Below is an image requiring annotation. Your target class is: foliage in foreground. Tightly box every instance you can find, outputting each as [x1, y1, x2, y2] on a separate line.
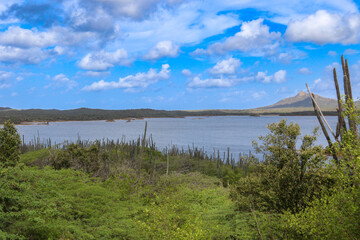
[284, 123, 360, 239]
[2, 114, 360, 239]
[230, 116, 360, 239]
[0, 165, 137, 239]
[0, 163, 236, 239]
[0, 120, 21, 168]
[233, 120, 331, 214]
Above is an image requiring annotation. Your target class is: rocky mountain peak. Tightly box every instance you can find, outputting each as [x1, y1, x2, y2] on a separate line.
[296, 91, 307, 97]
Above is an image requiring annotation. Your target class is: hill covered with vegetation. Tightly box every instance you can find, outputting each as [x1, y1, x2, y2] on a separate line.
[260, 91, 338, 109]
[1, 91, 349, 124]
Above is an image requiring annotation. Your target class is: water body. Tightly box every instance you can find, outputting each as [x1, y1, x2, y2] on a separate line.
[16, 116, 338, 158]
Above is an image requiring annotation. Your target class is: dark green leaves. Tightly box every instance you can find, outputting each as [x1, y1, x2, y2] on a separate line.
[0, 120, 21, 168]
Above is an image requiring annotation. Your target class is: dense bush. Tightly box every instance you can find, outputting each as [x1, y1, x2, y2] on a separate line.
[0, 166, 139, 239]
[0, 123, 238, 239]
[0, 165, 236, 239]
[229, 105, 360, 239]
[232, 119, 330, 214]
[135, 173, 236, 239]
[284, 118, 360, 239]
[0, 120, 21, 167]
[49, 143, 109, 176]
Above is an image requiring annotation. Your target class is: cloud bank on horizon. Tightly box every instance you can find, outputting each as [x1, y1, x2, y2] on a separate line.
[0, 0, 359, 110]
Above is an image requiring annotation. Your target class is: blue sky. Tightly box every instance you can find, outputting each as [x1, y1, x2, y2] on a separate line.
[0, 0, 360, 110]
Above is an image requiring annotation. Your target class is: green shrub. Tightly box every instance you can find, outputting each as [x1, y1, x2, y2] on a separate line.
[0, 120, 21, 167]
[135, 173, 236, 239]
[284, 117, 360, 239]
[0, 164, 238, 239]
[233, 119, 330, 214]
[0, 166, 141, 239]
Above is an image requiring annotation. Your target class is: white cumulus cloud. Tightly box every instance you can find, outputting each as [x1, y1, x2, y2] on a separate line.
[0, 46, 47, 64]
[188, 76, 235, 88]
[285, 10, 360, 45]
[47, 73, 78, 89]
[0, 26, 95, 50]
[195, 19, 281, 56]
[313, 78, 333, 91]
[82, 64, 170, 91]
[0, 83, 11, 89]
[80, 0, 161, 20]
[188, 67, 286, 88]
[299, 67, 312, 75]
[252, 90, 267, 100]
[328, 51, 337, 56]
[344, 49, 360, 55]
[256, 70, 286, 83]
[256, 71, 272, 84]
[78, 49, 128, 71]
[120, 3, 240, 53]
[274, 70, 286, 83]
[0, 26, 57, 48]
[144, 41, 179, 60]
[0, 25, 102, 64]
[210, 57, 241, 75]
[181, 69, 192, 76]
[0, 70, 12, 89]
[84, 71, 110, 78]
[0, 71, 13, 81]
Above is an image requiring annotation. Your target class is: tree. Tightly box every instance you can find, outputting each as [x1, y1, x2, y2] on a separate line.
[233, 120, 329, 214]
[285, 110, 360, 239]
[0, 120, 21, 167]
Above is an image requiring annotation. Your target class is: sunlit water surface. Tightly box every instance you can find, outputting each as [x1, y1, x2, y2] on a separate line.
[16, 116, 338, 158]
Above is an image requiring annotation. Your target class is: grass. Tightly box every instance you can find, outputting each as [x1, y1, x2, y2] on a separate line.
[19, 148, 51, 165]
[0, 164, 238, 239]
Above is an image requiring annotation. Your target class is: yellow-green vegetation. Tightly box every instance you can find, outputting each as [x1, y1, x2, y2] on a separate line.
[0, 165, 236, 239]
[19, 148, 50, 166]
[135, 173, 235, 239]
[0, 166, 140, 239]
[283, 110, 360, 239]
[1, 103, 360, 239]
[1, 122, 239, 239]
[0, 120, 21, 168]
[230, 109, 360, 239]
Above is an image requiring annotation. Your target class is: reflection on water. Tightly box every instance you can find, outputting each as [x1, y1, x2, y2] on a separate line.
[16, 116, 338, 158]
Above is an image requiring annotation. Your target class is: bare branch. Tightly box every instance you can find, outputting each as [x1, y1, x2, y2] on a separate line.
[306, 84, 337, 141]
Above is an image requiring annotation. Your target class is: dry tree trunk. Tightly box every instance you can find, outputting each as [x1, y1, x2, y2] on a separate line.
[333, 68, 347, 141]
[306, 88, 338, 163]
[343, 57, 358, 140]
[139, 121, 147, 176]
[166, 147, 169, 176]
[307, 55, 359, 163]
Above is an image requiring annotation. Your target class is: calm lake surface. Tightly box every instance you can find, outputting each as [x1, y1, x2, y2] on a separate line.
[16, 116, 338, 158]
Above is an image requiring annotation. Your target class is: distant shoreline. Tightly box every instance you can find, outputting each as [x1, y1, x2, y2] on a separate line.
[2, 90, 357, 125]
[10, 111, 339, 126]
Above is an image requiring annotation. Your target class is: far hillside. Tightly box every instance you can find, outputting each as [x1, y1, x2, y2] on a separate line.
[245, 91, 360, 115]
[262, 91, 338, 110]
[1, 91, 359, 123]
